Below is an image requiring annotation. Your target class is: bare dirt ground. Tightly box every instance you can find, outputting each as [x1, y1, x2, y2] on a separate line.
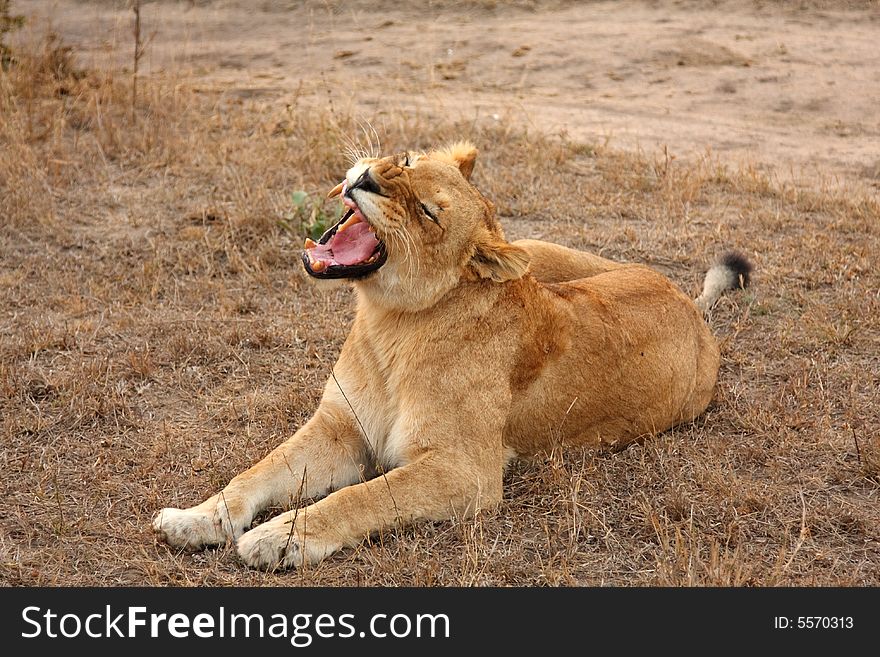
[18, 0, 880, 187]
[1, 0, 878, 587]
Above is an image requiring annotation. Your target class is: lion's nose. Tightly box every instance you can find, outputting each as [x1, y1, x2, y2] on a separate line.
[349, 168, 383, 196]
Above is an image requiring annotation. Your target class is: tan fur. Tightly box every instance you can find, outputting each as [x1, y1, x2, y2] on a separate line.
[153, 143, 729, 569]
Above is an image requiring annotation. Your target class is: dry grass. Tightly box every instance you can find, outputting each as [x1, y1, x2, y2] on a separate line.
[1, 23, 878, 587]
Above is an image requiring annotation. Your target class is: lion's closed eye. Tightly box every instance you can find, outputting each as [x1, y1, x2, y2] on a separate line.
[419, 201, 440, 223]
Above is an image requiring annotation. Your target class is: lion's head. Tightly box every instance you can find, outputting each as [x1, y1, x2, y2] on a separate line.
[302, 142, 530, 310]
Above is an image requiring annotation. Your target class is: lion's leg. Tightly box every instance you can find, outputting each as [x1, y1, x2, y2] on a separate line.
[236, 450, 501, 569]
[152, 401, 367, 549]
[514, 238, 626, 284]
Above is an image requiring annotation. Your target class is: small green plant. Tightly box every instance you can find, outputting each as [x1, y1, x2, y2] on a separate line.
[279, 190, 339, 242]
[1, 0, 25, 69]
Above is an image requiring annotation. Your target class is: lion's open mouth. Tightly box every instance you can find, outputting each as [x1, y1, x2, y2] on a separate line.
[302, 184, 387, 279]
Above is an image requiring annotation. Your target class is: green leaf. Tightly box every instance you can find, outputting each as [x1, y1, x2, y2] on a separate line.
[290, 190, 308, 207]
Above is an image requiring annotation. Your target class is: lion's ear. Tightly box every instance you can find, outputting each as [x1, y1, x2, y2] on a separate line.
[470, 237, 530, 282]
[431, 141, 478, 180]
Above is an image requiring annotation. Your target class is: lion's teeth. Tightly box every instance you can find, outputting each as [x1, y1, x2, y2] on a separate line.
[337, 213, 362, 234]
[304, 237, 317, 249]
[311, 260, 327, 272]
[327, 181, 345, 198]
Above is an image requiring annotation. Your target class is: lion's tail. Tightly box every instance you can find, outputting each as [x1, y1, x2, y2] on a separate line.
[694, 251, 753, 313]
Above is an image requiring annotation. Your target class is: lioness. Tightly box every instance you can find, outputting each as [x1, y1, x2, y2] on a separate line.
[153, 142, 751, 569]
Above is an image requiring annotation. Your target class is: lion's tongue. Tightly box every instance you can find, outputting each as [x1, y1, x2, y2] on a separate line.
[328, 221, 379, 265]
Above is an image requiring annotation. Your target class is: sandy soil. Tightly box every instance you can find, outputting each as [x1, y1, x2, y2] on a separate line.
[15, 0, 880, 187]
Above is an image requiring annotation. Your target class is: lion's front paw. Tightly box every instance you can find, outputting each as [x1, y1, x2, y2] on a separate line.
[153, 492, 253, 550]
[152, 506, 227, 549]
[236, 515, 340, 570]
[236, 518, 303, 570]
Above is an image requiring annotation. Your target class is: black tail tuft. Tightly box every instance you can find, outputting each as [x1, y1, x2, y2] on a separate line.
[720, 251, 753, 289]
